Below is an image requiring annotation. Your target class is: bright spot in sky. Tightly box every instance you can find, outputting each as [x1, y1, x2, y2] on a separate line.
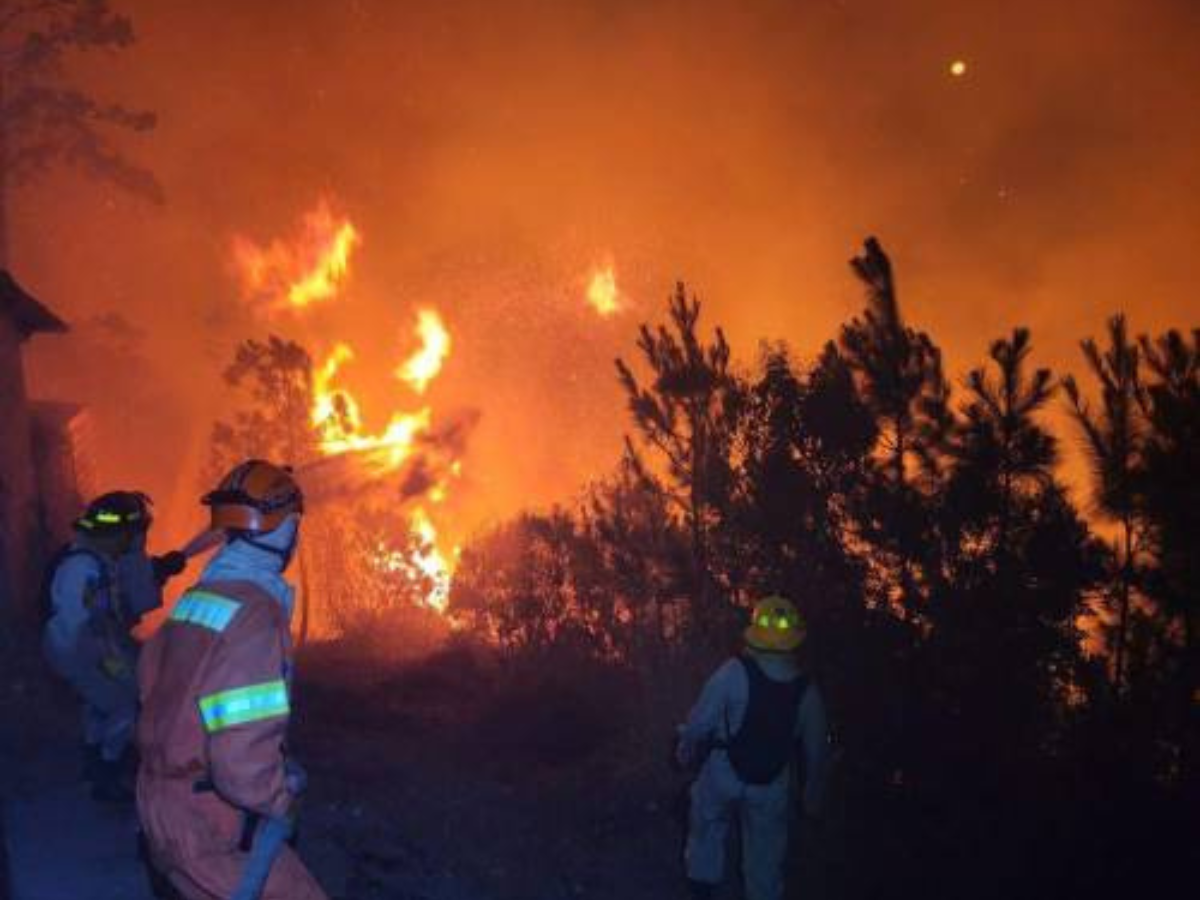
[950, 59, 968, 77]
[586, 264, 622, 317]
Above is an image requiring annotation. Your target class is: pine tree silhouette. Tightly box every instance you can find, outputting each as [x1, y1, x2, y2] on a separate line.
[1063, 315, 1144, 694]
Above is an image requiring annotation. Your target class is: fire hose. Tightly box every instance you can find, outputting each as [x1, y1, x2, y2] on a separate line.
[230, 814, 294, 900]
[229, 760, 307, 899]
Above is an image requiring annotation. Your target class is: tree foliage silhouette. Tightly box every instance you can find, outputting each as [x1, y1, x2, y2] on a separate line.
[0, 0, 160, 263]
[443, 238, 1194, 900]
[1063, 315, 1144, 694]
[616, 283, 741, 641]
[208, 335, 317, 643]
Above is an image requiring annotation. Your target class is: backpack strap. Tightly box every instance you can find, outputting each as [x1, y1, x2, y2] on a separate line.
[60, 547, 110, 588]
[42, 545, 110, 622]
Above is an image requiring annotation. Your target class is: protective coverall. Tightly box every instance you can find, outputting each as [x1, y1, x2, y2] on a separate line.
[679, 650, 830, 900]
[137, 521, 327, 900]
[43, 545, 163, 766]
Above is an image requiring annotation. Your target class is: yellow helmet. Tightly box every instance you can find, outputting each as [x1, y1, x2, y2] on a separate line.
[744, 595, 806, 653]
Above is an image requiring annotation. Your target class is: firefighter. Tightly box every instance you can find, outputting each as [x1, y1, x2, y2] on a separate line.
[137, 459, 327, 900]
[676, 596, 831, 900]
[42, 491, 187, 802]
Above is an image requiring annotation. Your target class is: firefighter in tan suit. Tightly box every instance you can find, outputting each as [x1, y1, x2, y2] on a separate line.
[137, 460, 327, 900]
[676, 597, 831, 900]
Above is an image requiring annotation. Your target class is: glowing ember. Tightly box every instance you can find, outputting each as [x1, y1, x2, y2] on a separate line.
[231, 200, 360, 311]
[586, 264, 622, 317]
[397, 309, 451, 394]
[949, 59, 968, 77]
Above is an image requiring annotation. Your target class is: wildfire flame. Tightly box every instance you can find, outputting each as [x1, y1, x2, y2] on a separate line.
[586, 263, 622, 317]
[232, 200, 360, 311]
[368, 509, 455, 614]
[397, 309, 451, 394]
[308, 311, 458, 611]
[410, 507, 452, 612]
[235, 200, 460, 615]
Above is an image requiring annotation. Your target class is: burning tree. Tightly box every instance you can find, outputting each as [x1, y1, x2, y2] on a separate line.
[212, 201, 468, 642]
[0, 0, 160, 265]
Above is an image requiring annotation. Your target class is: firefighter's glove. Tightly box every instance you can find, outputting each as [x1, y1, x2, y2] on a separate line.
[151, 551, 188, 585]
[284, 758, 308, 797]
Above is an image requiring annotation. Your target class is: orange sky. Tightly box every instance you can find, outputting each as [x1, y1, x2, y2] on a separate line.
[12, 0, 1200, 551]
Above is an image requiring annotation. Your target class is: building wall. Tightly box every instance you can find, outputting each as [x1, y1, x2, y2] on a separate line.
[0, 313, 38, 624]
[31, 404, 94, 552]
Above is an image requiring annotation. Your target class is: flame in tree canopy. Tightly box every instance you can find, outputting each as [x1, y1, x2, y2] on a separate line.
[310, 338, 433, 470]
[232, 200, 458, 613]
[396, 309, 451, 394]
[231, 199, 361, 311]
[308, 313, 456, 612]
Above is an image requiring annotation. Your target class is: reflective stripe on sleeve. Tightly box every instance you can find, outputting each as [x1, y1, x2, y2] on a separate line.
[170, 591, 240, 632]
[198, 679, 290, 733]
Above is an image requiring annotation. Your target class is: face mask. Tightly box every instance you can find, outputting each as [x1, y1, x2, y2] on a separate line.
[231, 516, 301, 572]
[233, 534, 297, 572]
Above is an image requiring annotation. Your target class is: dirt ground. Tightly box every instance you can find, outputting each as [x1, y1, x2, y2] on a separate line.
[4, 635, 825, 900]
[291, 640, 698, 900]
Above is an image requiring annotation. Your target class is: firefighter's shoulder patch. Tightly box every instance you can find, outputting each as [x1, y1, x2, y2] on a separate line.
[169, 590, 241, 633]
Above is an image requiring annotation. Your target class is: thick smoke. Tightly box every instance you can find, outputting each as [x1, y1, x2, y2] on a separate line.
[16, 0, 1200, 547]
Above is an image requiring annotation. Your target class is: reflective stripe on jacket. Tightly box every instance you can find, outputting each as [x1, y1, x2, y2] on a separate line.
[137, 579, 293, 819]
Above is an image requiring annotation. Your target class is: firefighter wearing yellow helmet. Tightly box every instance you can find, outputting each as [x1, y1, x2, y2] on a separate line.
[675, 596, 831, 900]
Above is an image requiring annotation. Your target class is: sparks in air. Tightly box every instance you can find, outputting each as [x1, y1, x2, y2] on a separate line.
[586, 264, 622, 317]
[949, 59, 968, 78]
[397, 309, 451, 394]
[231, 200, 360, 312]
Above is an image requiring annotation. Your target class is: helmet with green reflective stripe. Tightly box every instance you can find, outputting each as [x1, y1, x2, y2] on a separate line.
[74, 491, 154, 536]
[744, 595, 806, 653]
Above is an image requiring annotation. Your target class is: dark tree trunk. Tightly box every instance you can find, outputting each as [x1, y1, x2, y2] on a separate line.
[0, 67, 10, 270]
[1113, 520, 1133, 695]
[689, 398, 711, 639]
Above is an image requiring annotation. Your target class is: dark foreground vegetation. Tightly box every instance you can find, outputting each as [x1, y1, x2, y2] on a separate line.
[241, 238, 1196, 900]
[432, 239, 1196, 899]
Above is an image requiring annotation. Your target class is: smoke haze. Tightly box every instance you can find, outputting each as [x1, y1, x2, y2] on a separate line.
[14, 0, 1200, 547]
